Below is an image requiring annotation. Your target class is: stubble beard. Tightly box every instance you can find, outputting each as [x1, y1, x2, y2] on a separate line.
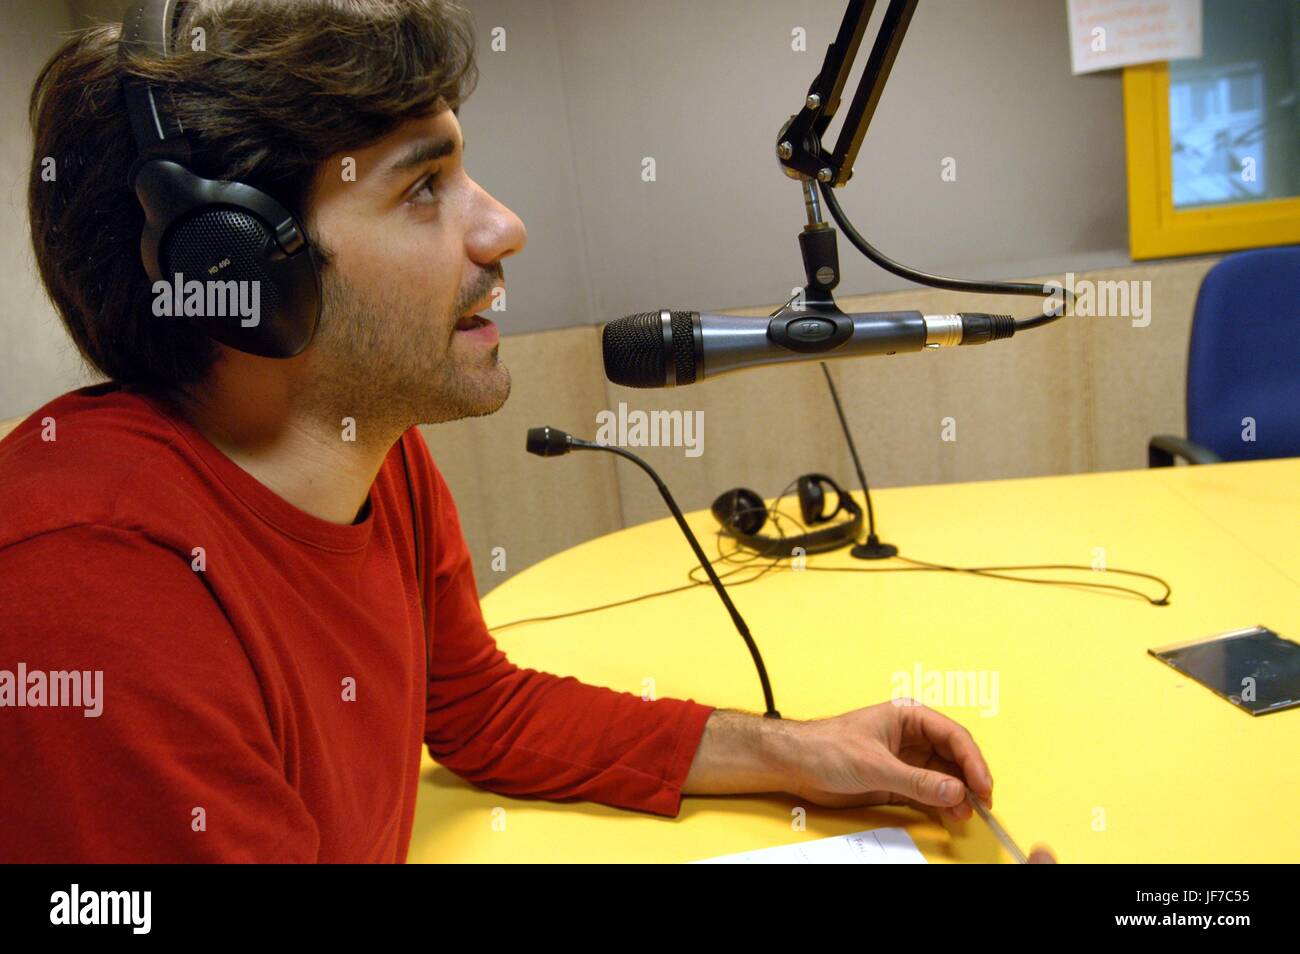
[306, 267, 512, 436]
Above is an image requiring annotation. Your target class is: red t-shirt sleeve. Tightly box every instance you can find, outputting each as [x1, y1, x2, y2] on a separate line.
[0, 525, 320, 862]
[417, 450, 715, 818]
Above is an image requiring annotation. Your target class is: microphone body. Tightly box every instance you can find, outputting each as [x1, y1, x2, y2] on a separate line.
[603, 309, 1013, 388]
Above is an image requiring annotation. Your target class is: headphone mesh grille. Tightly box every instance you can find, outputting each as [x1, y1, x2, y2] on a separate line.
[163, 210, 282, 317]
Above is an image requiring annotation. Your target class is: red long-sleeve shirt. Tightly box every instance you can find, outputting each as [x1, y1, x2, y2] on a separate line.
[0, 383, 714, 862]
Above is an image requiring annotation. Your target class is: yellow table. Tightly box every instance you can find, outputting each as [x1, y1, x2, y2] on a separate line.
[409, 459, 1300, 863]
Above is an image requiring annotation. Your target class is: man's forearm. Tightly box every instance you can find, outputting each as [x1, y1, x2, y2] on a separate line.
[681, 709, 804, 796]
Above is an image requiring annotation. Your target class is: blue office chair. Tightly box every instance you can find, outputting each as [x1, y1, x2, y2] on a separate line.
[1149, 244, 1300, 466]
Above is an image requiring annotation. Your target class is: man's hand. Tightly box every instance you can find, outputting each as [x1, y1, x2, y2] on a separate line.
[684, 700, 991, 821]
[780, 699, 993, 823]
[683, 702, 1058, 859]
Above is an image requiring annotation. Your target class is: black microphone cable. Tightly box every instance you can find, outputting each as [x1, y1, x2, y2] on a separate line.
[687, 503, 1172, 606]
[817, 180, 1073, 331]
[487, 479, 1172, 636]
[743, 552, 1173, 606]
[486, 482, 800, 631]
[486, 479, 804, 634]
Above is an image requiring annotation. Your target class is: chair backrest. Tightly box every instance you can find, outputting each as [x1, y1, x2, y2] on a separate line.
[1186, 245, 1300, 462]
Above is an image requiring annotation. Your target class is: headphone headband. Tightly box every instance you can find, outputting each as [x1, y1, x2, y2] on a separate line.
[120, 0, 189, 160]
[712, 474, 863, 558]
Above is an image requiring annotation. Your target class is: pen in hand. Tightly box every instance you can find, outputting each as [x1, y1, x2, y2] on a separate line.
[965, 787, 1029, 864]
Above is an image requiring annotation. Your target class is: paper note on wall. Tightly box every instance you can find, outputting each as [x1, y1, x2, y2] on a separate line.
[1067, 0, 1203, 75]
[694, 827, 928, 864]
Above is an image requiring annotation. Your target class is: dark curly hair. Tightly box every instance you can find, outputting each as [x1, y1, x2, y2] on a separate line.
[28, 0, 479, 391]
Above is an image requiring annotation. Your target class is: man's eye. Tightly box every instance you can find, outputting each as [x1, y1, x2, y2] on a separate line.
[409, 173, 440, 204]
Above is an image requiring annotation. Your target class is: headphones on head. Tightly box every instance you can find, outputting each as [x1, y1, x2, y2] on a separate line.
[711, 473, 863, 558]
[119, 0, 321, 358]
[120, 1, 429, 673]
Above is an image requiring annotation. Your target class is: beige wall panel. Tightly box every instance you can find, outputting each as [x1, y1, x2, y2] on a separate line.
[1086, 257, 1218, 472]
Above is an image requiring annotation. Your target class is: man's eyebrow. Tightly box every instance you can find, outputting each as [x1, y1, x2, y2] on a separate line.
[382, 135, 466, 179]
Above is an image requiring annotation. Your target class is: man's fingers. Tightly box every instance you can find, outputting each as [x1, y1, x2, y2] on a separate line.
[897, 751, 976, 820]
[1028, 844, 1057, 864]
[899, 704, 994, 801]
[872, 754, 967, 808]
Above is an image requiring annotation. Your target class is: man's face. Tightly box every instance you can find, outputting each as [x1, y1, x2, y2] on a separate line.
[304, 109, 527, 428]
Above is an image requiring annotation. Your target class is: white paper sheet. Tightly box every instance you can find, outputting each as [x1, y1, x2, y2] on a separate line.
[1067, 0, 1202, 75]
[694, 827, 927, 864]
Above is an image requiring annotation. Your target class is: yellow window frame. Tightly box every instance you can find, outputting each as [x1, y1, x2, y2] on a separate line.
[1123, 61, 1300, 260]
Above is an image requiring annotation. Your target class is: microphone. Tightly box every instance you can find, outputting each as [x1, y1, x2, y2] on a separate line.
[525, 425, 588, 457]
[525, 425, 780, 719]
[603, 308, 1014, 388]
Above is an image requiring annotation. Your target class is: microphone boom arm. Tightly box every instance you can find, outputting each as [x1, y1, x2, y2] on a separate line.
[772, 0, 922, 334]
[774, 0, 1073, 330]
[777, 0, 918, 188]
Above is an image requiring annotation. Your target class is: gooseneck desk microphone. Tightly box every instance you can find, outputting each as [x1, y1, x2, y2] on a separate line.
[526, 425, 781, 719]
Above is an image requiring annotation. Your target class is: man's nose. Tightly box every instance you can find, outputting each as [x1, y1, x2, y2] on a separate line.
[469, 183, 527, 265]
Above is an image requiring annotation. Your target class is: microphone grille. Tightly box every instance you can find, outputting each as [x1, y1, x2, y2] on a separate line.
[669, 310, 698, 386]
[525, 425, 570, 456]
[602, 311, 696, 388]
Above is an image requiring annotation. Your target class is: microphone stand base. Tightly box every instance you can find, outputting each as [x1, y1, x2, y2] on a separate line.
[851, 536, 898, 560]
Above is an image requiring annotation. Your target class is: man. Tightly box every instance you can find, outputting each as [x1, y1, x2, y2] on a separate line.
[0, 0, 1048, 862]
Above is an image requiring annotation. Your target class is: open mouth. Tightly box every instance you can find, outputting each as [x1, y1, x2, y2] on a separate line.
[455, 313, 487, 331]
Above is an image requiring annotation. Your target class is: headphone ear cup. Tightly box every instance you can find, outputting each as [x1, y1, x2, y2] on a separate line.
[160, 206, 319, 358]
[712, 488, 767, 537]
[163, 208, 282, 315]
[798, 474, 828, 525]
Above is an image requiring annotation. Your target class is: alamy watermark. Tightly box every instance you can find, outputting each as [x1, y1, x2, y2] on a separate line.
[1043, 272, 1151, 328]
[891, 663, 1000, 717]
[50, 884, 150, 934]
[152, 272, 261, 328]
[0, 664, 102, 717]
[594, 402, 704, 458]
